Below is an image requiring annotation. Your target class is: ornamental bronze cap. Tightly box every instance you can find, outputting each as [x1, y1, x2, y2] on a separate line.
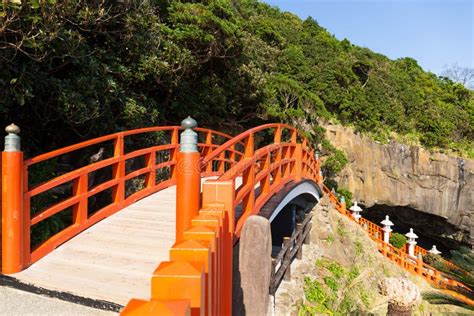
[5, 123, 20, 134]
[181, 116, 197, 129]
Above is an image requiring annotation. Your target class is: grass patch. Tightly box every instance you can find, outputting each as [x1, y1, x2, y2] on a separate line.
[336, 219, 348, 237]
[300, 258, 371, 315]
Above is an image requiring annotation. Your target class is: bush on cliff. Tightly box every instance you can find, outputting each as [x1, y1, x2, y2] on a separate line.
[389, 233, 407, 249]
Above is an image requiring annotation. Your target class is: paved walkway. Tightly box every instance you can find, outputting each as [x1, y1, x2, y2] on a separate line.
[0, 286, 115, 316]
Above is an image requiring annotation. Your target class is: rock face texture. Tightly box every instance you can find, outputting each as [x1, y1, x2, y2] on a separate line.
[324, 124, 474, 245]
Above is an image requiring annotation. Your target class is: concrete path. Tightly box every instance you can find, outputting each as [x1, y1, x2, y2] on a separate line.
[0, 286, 115, 316]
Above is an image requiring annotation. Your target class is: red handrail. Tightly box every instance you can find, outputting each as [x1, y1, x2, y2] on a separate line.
[203, 124, 321, 237]
[201, 123, 299, 166]
[21, 126, 239, 267]
[125, 123, 323, 315]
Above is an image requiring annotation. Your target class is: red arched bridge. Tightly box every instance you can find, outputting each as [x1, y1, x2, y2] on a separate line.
[0, 119, 472, 315]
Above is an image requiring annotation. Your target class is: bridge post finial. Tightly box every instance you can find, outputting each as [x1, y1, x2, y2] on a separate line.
[4, 123, 21, 152]
[180, 116, 198, 153]
[176, 116, 201, 242]
[2, 123, 27, 274]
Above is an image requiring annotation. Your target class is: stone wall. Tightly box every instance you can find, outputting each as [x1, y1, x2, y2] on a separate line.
[324, 124, 474, 245]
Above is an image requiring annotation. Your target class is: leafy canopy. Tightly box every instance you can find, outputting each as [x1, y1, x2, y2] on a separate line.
[0, 0, 472, 158]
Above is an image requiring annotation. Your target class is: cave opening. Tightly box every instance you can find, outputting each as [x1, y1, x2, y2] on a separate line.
[362, 204, 470, 258]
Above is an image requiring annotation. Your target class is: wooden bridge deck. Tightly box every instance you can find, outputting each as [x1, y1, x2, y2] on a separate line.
[11, 186, 177, 306]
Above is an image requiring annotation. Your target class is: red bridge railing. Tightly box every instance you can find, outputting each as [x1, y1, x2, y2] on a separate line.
[201, 124, 321, 237]
[1, 125, 239, 273]
[122, 123, 323, 315]
[5, 120, 469, 314]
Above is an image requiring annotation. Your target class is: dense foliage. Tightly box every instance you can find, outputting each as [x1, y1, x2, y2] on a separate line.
[389, 232, 407, 249]
[451, 246, 474, 273]
[1, 0, 473, 158]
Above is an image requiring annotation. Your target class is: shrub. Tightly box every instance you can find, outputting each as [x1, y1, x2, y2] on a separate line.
[337, 188, 353, 208]
[323, 149, 348, 177]
[389, 233, 407, 249]
[423, 253, 444, 268]
[300, 259, 369, 315]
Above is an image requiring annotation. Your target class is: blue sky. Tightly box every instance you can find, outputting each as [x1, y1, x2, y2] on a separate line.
[263, 0, 473, 75]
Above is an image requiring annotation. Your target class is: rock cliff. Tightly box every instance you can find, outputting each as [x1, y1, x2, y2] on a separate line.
[324, 124, 474, 245]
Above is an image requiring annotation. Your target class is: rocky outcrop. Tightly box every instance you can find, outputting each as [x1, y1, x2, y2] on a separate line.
[324, 124, 474, 245]
[379, 277, 421, 315]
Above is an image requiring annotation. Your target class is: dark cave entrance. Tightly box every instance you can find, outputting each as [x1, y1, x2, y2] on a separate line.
[362, 204, 470, 258]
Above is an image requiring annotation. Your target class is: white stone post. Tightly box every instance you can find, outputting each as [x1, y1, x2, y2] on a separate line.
[405, 228, 418, 257]
[429, 245, 442, 255]
[381, 215, 394, 244]
[349, 201, 362, 222]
